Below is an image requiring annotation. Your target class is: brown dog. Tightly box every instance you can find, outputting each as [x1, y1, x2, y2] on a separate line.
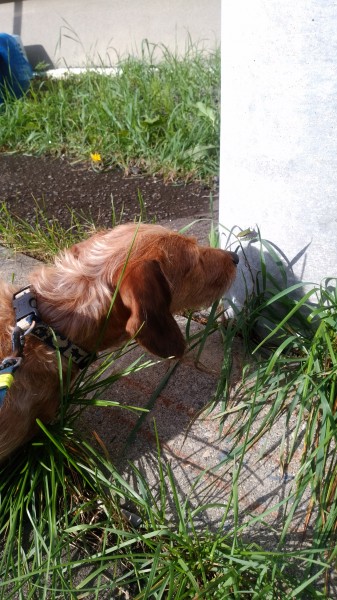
[0, 223, 238, 460]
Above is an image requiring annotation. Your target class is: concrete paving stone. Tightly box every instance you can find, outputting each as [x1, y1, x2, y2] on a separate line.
[79, 336, 311, 536]
[0, 245, 41, 285]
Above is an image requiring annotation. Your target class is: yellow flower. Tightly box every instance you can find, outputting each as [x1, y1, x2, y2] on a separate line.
[90, 152, 102, 163]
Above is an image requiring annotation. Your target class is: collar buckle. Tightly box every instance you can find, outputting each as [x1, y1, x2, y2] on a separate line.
[13, 286, 40, 331]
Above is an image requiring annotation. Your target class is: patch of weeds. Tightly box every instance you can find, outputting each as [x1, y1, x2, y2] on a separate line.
[0, 201, 95, 261]
[0, 190, 145, 261]
[0, 40, 220, 182]
[0, 342, 155, 599]
[0, 388, 327, 599]
[210, 228, 337, 596]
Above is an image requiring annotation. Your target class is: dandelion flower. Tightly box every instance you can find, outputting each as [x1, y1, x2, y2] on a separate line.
[90, 152, 102, 163]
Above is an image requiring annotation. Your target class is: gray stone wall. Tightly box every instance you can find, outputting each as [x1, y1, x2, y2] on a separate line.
[220, 1, 337, 310]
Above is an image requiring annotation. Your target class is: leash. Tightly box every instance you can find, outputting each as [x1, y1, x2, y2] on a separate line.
[0, 286, 94, 408]
[0, 288, 33, 406]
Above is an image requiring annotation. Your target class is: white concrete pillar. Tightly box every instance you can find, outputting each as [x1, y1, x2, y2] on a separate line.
[220, 1, 337, 310]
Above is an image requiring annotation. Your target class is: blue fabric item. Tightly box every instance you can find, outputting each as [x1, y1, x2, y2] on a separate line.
[0, 33, 33, 103]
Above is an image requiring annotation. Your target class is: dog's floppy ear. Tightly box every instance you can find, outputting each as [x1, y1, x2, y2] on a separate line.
[119, 260, 185, 358]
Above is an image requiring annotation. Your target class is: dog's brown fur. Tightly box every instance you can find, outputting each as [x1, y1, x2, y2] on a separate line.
[0, 223, 238, 460]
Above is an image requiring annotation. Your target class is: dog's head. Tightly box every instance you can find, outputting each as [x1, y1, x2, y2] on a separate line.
[107, 225, 239, 358]
[34, 224, 238, 359]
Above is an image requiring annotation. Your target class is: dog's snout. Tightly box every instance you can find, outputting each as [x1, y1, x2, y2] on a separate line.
[229, 251, 239, 266]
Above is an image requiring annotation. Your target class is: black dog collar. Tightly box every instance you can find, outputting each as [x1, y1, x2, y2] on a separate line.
[13, 287, 94, 369]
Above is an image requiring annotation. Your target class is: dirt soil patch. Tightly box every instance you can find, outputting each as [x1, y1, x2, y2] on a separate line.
[0, 154, 218, 230]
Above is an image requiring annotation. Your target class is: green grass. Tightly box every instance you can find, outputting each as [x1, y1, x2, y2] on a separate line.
[0, 41, 220, 182]
[0, 201, 96, 261]
[0, 376, 329, 599]
[210, 228, 337, 597]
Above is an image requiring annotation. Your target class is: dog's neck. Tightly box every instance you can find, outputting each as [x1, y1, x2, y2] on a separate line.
[12, 286, 94, 369]
[28, 269, 129, 354]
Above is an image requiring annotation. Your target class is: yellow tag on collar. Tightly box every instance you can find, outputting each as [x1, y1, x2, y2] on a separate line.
[0, 373, 14, 390]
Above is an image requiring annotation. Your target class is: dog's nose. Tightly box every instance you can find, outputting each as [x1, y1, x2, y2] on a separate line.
[229, 251, 239, 265]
